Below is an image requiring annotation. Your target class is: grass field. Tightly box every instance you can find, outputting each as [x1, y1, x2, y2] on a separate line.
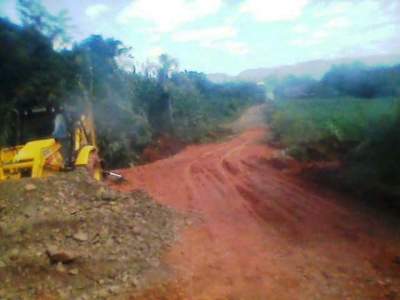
[269, 97, 400, 161]
[267, 96, 400, 201]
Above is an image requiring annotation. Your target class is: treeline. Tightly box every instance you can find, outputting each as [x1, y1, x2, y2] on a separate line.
[0, 1, 264, 168]
[266, 63, 400, 203]
[268, 62, 400, 100]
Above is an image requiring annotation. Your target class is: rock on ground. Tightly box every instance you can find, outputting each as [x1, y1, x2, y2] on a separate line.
[0, 169, 185, 299]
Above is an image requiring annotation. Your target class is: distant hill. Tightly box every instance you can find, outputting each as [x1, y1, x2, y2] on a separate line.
[207, 73, 234, 83]
[208, 54, 400, 83]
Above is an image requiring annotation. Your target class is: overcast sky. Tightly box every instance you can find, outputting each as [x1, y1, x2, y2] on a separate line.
[1, 0, 399, 74]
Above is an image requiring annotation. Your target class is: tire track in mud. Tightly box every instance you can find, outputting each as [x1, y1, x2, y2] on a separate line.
[115, 126, 400, 300]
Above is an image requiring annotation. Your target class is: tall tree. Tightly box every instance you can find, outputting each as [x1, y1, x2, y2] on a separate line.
[156, 54, 178, 134]
[0, 17, 75, 145]
[157, 54, 178, 85]
[17, 0, 70, 46]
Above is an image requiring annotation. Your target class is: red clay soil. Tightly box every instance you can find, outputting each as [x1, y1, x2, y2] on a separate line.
[142, 135, 186, 163]
[115, 127, 400, 300]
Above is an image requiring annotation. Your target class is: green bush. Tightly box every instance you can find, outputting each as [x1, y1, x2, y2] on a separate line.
[269, 97, 398, 159]
[268, 96, 400, 199]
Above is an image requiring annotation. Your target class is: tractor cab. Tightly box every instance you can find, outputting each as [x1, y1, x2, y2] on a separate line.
[0, 103, 102, 181]
[17, 106, 57, 145]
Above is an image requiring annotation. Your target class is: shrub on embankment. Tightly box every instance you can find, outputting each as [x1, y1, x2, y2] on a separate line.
[265, 61, 400, 202]
[267, 96, 400, 202]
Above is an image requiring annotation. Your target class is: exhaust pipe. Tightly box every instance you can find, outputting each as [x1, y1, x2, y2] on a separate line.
[103, 171, 125, 182]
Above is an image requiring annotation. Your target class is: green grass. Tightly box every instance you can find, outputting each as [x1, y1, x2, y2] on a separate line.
[269, 97, 400, 161]
[268, 96, 400, 202]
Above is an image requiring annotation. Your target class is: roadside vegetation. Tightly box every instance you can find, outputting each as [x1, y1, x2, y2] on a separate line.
[0, 0, 264, 168]
[266, 63, 400, 202]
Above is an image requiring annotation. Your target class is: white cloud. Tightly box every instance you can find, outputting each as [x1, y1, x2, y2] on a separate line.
[117, 0, 222, 32]
[172, 25, 248, 55]
[290, 17, 351, 47]
[325, 17, 351, 29]
[314, 2, 352, 18]
[293, 24, 309, 34]
[207, 40, 250, 55]
[314, 0, 386, 24]
[290, 29, 328, 46]
[289, 39, 304, 46]
[240, 0, 309, 22]
[172, 26, 236, 44]
[311, 29, 328, 40]
[217, 41, 250, 55]
[85, 4, 109, 19]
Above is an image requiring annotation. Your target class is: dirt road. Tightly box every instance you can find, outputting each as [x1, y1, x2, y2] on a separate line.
[116, 106, 400, 299]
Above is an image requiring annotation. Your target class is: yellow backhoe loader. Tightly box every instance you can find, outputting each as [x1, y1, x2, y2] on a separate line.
[0, 102, 103, 181]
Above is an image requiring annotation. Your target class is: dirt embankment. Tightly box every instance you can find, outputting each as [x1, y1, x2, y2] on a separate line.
[0, 170, 184, 299]
[115, 106, 400, 299]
